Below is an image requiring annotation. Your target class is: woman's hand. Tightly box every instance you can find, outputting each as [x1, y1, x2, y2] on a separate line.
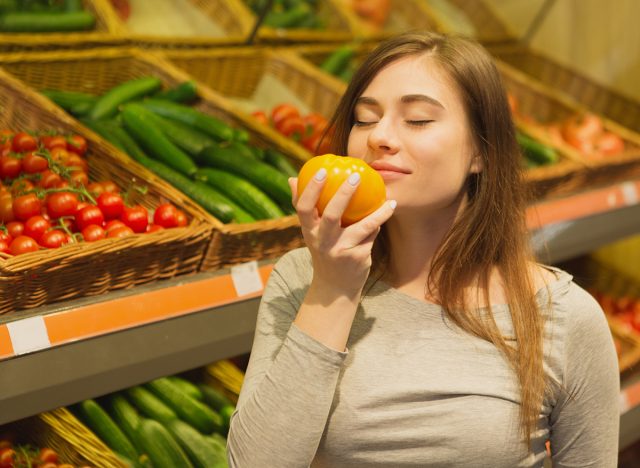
[289, 168, 396, 300]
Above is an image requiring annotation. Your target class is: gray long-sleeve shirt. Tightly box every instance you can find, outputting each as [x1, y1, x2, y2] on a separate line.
[228, 248, 620, 467]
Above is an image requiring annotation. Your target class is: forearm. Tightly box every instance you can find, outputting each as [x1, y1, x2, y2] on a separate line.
[227, 324, 346, 467]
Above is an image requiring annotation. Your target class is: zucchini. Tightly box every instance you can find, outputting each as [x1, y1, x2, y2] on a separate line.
[146, 112, 216, 158]
[41, 89, 98, 116]
[137, 419, 194, 468]
[205, 434, 228, 466]
[196, 168, 284, 220]
[108, 394, 143, 453]
[121, 103, 198, 176]
[147, 377, 225, 435]
[264, 148, 298, 178]
[517, 131, 559, 166]
[76, 399, 139, 463]
[126, 386, 178, 424]
[168, 376, 203, 401]
[133, 155, 252, 223]
[320, 45, 355, 76]
[0, 11, 95, 32]
[167, 419, 226, 468]
[198, 145, 292, 206]
[154, 81, 198, 104]
[141, 99, 234, 142]
[198, 384, 235, 431]
[89, 77, 162, 121]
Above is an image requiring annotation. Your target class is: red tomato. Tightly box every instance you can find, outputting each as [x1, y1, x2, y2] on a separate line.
[10, 179, 34, 196]
[24, 215, 51, 242]
[302, 132, 332, 155]
[0, 448, 15, 467]
[0, 240, 9, 254]
[153, 203, 179, 228]
[46, 192, 78, 218]
[101, 180, 119, 193]
[76, 205, 105, 232]
[276, 116, 306, 140]
[69, 170, 89, 187]
[251, 110, 270, 126]
[297, 154, 387, 226]
[9, 235, 39, 255]
[12, 193, 41, 221]
[0, 194, 14, 223]
[38, 448, 59, 464]
[97, 192, 124, 220]
[12, 132, 37, 152]
[0, 230, 12, 244]
[87, 182, 105, 196]
[40, 463, 57, 468]
[303, 113, 328, 136]
[595, 132, 625, 156]
[146, 224, 164, 233]
[38, 170, 62, 189]
[67, 134, 87, 156]
[41, 135, 67, 151]
[40, 229, 68, 249]
[81, 224, 106, 242]
[0, 155, 22, 179]
[22, 151, 49, 174]
[6, 221, 24, 238]
[107, 225, 134, 238]
[121, 205, 149, 233]
[271, 104, 300, 127]
[49, 146, 69, 164]
[64, 154, 89, 173]
[175, 209, 188, 227]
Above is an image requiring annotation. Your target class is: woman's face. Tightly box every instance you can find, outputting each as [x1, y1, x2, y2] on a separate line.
[347, 54, 481, 216]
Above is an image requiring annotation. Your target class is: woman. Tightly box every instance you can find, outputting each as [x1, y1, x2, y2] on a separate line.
[227, 32, 619, 467]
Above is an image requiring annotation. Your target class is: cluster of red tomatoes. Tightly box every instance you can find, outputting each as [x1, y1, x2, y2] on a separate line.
[1, 130, 188, 256]
[251, 104, 332, 155]
[0, 439, 87, 468]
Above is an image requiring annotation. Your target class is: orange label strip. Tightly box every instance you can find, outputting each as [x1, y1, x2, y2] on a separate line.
[526, 180, 640, 230]
[0, 325, 14, 359]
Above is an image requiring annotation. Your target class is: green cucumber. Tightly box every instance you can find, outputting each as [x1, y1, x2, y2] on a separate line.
[517, 131, 559, 166]
[89, 77, 162, 121]
[264, 3, 312, 28]
[264, 148, 298, 178]
[146, 113, 216, 158]
[80, 118, 126, 152]
[147, 377, 225, 435]
[76, 399, 139, 463]
[233, 128, 250, 143]
[137, 419, 194, 468]
[167, 419, 226, 468]
[108, 394, 143, 453]
[198, 384, 235, 431]
[0, 11, 95, 32]
[198, 145, 292, 206]
[196, 168, 284, 220]
[133, 155, 252, 223]
[168, 376, 203, 401]
[121, 103, 198, 176]
[320, 45, 355, 76]
[126, 386, 178, 424]
[154, 80, 198, 104]
[41, 89, 98, 116]
[64, 0, 83, 11]
[205, 434, 228, 465]
[141, 99, 234, 142]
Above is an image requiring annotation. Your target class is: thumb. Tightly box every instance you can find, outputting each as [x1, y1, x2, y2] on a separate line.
[288, 177, 299, 206]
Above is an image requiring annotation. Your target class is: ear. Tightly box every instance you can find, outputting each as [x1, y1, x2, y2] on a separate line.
[469, 154, 483, 174]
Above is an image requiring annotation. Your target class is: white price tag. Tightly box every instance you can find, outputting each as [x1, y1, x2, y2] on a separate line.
[231, 261, 263, 297]
[7, 316, 51, 356]
[621, 182, 639, 206]
[620, 391, 631, 414]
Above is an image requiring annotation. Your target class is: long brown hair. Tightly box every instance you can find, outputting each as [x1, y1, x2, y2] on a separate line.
[329, 32, 544, 447]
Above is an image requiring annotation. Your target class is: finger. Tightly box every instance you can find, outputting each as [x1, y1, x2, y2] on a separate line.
[346, 199, 397, 245]
[288, 177, 298, 206]
[320, 171, 362, 227]
[296, 168, 327, 224]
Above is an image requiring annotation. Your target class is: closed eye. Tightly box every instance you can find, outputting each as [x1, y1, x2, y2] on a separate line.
[406, 120, 433, 127]
[354, 120, 377, 127]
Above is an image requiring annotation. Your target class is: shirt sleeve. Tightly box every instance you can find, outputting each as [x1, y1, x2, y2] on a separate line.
[227, 251, 348, 468]
[549, 286, 620, 467]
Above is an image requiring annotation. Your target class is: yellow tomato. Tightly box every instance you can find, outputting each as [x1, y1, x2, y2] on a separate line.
[297, 154, 386, 226]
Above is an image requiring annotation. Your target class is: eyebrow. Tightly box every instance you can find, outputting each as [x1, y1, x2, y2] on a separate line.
[355, 94, 445, 109]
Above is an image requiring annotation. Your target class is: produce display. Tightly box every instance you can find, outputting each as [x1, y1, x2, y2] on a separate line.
[0, 0, 96, 32]
[319, 44, 359, 83]
[0, 440, 87, 468]
[246, 0, 323, 29]
[74, 374, 234, 468]
[41, 78, 296, 224]
[251, 104, 332, 156]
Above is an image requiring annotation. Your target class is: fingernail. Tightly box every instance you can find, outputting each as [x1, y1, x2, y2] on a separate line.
[348, 172, 361, 186]
[314, 168, 327, 181]
[389, 200, 397, 209]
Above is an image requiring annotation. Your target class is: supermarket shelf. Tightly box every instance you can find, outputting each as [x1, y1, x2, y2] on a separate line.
[0, 263, 272, 425]
[621, 371, 640, 450]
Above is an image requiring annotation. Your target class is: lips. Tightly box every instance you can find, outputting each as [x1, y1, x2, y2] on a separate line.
[368, 161, 411, 174]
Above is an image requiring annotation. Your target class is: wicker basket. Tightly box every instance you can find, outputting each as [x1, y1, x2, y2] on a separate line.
[0, 0, 125, 52]
[490, 44, 640, 135]
[0, 63, 213, 314]
[102, 0, 254, 49]
[0, 47, 305, 270]
[498, 61, 640, 197]
[4, 408, 126, 468]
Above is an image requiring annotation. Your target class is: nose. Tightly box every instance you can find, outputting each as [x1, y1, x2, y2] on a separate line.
[367, 117, 399, 154]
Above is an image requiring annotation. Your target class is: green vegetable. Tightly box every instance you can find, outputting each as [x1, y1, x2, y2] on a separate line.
[264, 148, 298, 178]
[141, 99, 234, 142]
[89, 76, 161, 120]
[264, 3, 313, 28]
[168, 376, 203, 401]
[121, 102, 198, 176]
[198, 384, 235, 432]
[167, 419, 227, 468]
[154, 80, 198, 104]
[146, 112, 216, 158]
[517, 131, 559, 166]
[126, 386, 178, 424]
[137, 419, 194, 468]
[196, 168, 285, 220]
[109, 394, 144, 454]
[0, 11, 95, 32]
[320, 45, 356, 76]
[41, 89, 98, 116]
